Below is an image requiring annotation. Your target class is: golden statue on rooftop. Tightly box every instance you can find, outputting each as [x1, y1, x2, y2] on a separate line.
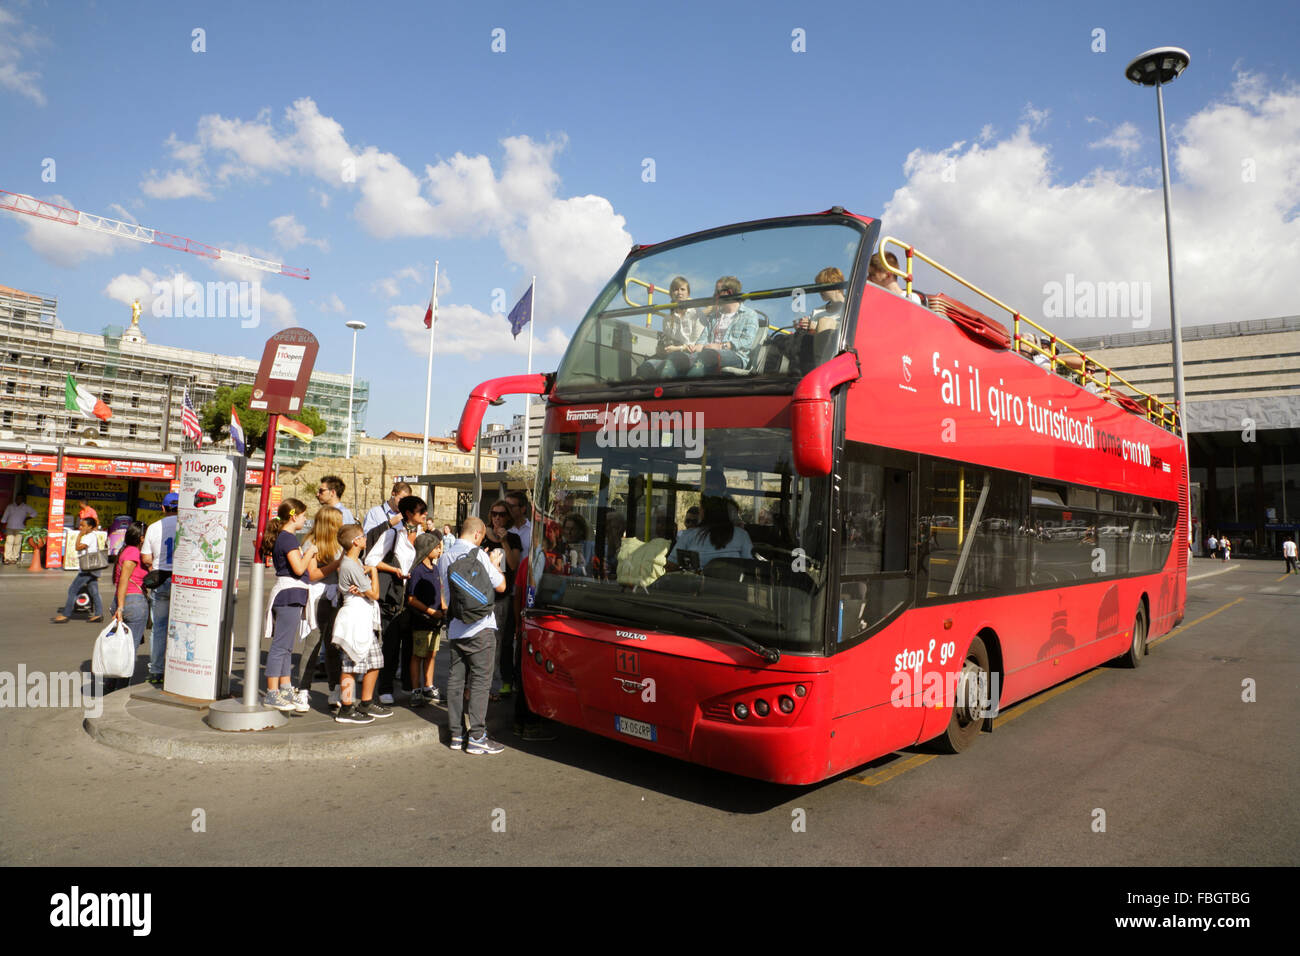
[131, 299, 142, 325]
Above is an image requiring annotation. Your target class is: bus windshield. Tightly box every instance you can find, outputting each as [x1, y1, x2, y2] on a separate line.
[528, 424, 832, 653]
[553, 220, 866, 393]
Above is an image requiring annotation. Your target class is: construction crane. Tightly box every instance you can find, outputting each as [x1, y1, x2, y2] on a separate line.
[0, 188, 310, 280]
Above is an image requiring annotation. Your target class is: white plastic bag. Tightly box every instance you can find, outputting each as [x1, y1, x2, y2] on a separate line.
[92, 620, 135, 679]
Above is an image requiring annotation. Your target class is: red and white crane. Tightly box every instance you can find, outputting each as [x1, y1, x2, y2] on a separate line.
[0, 188, 310, 280]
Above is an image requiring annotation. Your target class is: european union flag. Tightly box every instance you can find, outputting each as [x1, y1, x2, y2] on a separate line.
[508, 283, 533, 339]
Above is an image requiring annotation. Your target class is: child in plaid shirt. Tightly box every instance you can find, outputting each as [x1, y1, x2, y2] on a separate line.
[332, 524, 390, 725]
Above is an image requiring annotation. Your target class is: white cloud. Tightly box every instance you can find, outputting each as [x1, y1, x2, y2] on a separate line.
[386, 300, 568, 361]
[1089, 121, 1141, 158]
[270, 213, 329, 251]
[156, 101, 631, 328]
[879, 74, 1300, 338]
[140, 169, 212, 200]
[209, 255, 297, 329]
[318, 293, 346, 314]
[371, 265, 425, 299]
[0, 7, 46, 106]
[103, 268, 172, 312]
[106, 203, 138, 224]
[18, 193, 119, 267]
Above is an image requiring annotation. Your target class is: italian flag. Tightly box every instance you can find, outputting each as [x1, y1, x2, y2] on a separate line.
[275, 416, 314, 443]
[65, 374, 112, 420]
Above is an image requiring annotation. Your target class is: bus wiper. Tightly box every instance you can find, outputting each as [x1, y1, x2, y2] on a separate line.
[524, 604, 634, 629]
[529, 600, 781, 664]
[624, 599, 781, 664]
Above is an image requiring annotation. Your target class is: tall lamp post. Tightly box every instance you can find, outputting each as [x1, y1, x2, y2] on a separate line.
[1125, 46, 1190, 437]
[345, 320, 367, 459]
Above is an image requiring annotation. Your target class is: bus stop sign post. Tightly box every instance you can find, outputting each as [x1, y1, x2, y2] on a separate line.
[208, 329, 317, 731]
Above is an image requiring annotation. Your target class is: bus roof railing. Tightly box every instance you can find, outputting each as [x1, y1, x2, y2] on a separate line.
[877, 236, 1180, 434]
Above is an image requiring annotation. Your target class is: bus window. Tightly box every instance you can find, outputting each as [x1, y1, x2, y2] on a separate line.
[921, 462, 1027, 598]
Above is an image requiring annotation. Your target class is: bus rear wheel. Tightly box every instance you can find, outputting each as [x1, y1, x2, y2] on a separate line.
[1118, 605, 1148, 669]
[934, 635, 990, 754]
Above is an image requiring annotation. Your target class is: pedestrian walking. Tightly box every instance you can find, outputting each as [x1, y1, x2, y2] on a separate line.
[438, 516, 507, 754]
[53, 516, 104, 623]
[1283, 537, 1298, 574]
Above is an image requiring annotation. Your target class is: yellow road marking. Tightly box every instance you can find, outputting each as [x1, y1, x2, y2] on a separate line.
[1149, 597, 1243, 649]
[1276, 573, 1295, 583]
[852, 753, 937, 786]
[853, 597, 1245, 788]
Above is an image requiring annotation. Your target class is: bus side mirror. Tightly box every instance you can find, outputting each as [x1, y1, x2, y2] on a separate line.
[791, 352, 860, 476]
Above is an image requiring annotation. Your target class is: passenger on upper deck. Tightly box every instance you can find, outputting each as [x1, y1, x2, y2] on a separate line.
[643, 276, 761, 379]
[661, 276, 706, 349]
[763, 265, 847, 373]
[868, 251, 924, 305]
[666, 496, 754, 571]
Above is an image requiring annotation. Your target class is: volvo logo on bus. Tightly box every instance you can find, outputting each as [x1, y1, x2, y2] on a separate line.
[615, 629, 648, 641]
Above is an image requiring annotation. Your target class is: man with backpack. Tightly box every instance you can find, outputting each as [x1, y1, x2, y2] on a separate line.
[438, 516, 507, 754]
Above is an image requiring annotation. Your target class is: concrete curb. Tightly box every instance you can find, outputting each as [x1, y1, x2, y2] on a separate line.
[84, 690, 442, 762]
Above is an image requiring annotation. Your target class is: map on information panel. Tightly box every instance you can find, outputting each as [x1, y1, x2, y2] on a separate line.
[173, 507, 229, 578]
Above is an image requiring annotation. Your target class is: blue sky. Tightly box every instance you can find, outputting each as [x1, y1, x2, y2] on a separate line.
[1, 0, 1297, 438]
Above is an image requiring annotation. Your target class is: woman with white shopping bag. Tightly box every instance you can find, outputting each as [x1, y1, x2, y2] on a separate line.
[105, 521, 148, 691]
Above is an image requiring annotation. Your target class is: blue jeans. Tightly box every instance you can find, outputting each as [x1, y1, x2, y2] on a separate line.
[111, 593, 149, 684]
[149, 580, 171, 677]
[62, 571, 103, 617]
[446, 630, 496, 739]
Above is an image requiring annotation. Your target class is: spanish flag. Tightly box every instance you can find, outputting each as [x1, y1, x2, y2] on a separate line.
[275, 416, 314, 443]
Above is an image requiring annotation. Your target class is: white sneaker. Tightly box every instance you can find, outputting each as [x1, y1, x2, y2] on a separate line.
[379, 693, 395, 705]
[294, 689, 310, 713]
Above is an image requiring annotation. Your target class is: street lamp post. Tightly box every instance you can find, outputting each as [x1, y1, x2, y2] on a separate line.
[1125, 46, 1190, 438]
[345, 320, 367, 459]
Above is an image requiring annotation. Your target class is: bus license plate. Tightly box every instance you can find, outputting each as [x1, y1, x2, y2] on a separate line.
[616, 716, 657, 742]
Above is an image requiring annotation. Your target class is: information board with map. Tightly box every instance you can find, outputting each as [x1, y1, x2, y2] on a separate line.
[166, 454, 245, 700]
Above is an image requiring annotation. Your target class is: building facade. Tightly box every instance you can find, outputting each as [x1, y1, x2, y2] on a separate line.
[485, 398, 545, 469]
[1073, 316, 1300, 557]
[0, 284, 367, 467]
[357, 430, 498, 472]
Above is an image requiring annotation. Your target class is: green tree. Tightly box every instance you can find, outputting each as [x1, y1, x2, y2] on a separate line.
[199, 384, 326, 453]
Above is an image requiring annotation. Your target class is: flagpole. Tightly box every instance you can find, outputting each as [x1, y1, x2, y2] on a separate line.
[523, 275, 535, 470]
[421, 260, 439, 482]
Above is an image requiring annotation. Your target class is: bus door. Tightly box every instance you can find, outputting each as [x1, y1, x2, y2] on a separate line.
[832, 444, 923, 748]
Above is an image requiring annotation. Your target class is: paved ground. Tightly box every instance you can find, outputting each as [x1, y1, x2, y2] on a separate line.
[0, 556, 1295, 866]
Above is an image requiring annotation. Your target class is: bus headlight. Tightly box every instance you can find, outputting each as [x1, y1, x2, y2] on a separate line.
[733, 702, 750, 720]
[778, 695, 795, 714]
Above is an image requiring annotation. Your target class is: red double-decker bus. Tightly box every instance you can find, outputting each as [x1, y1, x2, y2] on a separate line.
[458, 208, 1187, 785]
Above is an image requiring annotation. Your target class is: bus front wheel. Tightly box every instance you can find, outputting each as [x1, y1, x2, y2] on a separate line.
[934, 635, 990, 754]
[1118, 605, 1148, 669]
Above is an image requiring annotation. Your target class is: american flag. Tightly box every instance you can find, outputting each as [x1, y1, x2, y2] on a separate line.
[181, 388, 202, 444]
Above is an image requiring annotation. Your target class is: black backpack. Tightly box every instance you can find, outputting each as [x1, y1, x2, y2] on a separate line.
[446, 547, 495, 625]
